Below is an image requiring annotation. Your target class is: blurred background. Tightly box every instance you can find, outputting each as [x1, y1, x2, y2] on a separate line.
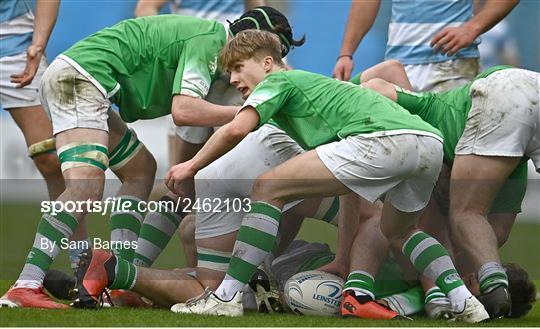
[1, 1, 539, 280]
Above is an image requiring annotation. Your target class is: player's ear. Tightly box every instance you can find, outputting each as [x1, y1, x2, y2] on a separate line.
[263, 56, 274, 72]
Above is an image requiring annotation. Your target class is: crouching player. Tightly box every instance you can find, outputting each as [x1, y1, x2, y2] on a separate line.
[358, 62, 539, 318]
[164, 30, 489, 322]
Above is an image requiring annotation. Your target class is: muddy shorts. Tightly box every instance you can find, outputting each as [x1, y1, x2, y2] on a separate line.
[39, 58, 110, 134]
[404, 58, 480, 92]
[316, 133, 443, 213]
[1, 52, 48, 109]
[455, 68, 540, 172]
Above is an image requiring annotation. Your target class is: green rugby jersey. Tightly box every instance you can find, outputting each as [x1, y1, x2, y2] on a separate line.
[60, 15, 226, 122]
[394, 65, 527, 213]
[243, 70, 442, 150]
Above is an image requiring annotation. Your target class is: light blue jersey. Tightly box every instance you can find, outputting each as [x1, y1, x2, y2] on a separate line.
[385, 0, 480, 65]
[0, 0, 35, 58]
[171, 0, 244, 24]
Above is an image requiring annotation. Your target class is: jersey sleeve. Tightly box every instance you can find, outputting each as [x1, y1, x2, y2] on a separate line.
[395, 87, 434, 118]
[241, 73, 293, 128]
[172, 36, 221, 98]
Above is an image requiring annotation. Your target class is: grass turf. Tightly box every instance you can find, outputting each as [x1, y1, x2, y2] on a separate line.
[1, 203, 539, 326]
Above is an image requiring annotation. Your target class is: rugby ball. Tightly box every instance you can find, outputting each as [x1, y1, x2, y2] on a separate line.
[284, 270, 344, 316]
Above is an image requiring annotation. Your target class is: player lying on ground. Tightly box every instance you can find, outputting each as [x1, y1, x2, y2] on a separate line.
[275, 240, 535, 319]
[356, 61, 539, 319]
[162, 30, 489, 322]
[0, 8, 299, 309]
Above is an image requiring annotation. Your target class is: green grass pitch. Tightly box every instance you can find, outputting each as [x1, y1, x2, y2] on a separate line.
[1, 203, 539, 326]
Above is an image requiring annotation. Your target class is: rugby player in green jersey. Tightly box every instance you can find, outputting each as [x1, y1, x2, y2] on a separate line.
[354, 60, 538, 319]
[0, 7, 301, 309]
[164, 30, 489, 322]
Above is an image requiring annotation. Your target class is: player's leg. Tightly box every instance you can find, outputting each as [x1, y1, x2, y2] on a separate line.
[9, 106, 91, 271]
[0, 59, 111, 308]
[213, 150, 351, 303]
[449, 155, 520, 314]
[132, 129, 205, 268]
[8, 106, 64, 199]
[450, 68, 538, 318]
[178, 214, 197, 268]
[357, 60, 413, 90]
[1, 53, 89, 271]
[107, 111, 156, 262]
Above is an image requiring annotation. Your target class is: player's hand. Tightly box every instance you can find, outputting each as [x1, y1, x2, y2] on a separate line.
[316, 259, 348, 279]
[332, 56, 354, 81]
[165, 161, 197, 195]
[10, 44, 44, 88]
[431, 26, 477, 57]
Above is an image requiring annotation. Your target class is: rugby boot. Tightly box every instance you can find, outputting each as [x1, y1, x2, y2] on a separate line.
[43, 269, 76, 300]
[72, 248, 116, 309]
[248, 267, 284, 313]
[425, 296, 455, 320]
[477, 285, 511, 319]
[171, 287, 243, 316]
[453, 296, 490, 323]
[340, 291, 411, 320]
[0, 285, 68, 309]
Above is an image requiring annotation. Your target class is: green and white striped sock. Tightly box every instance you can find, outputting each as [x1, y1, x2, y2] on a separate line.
[16, 211, 78, 288]
[478, 262, 508, 294]
[312, 196, 339, 225]
[403, 231, 471, 304]
[424, 286, 446, 304]
[110, 196, 144, 262]
[215, 201, 282, 300]
[110, 256, 137, 290]
[133, 208, 182, 267]
[343, 270, 375, 300]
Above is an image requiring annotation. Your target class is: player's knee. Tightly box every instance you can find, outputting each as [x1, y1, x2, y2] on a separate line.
[251, 173, 282, 202]
[362, 78, 388, 92]
[385, 59, 404, 74]
[178, 214, 196, 245]
[65, 180, 104, 202]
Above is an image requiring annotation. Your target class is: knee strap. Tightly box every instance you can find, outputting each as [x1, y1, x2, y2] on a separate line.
[57, 142, 108, 172]
[28, 138, 56, 157]
[109, 128, 143, 171]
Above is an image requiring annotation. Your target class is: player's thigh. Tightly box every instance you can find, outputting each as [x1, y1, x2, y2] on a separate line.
[252, 149, 351, 202]
[8, 105, 54, 146]
[450, 155, 521, 216]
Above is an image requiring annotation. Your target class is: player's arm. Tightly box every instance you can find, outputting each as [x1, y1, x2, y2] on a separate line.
[431, 0, 519, 56]
[245, 0, 266, 10]
[333, 0, 381, 81]
[166, 107, 259, 194]
[171, 95, 240, 127]
[10, 0, 60, 88]
[134, 0, 168, 17]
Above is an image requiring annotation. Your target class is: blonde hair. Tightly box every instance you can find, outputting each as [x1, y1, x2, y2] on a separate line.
[220, 29, 285, 71]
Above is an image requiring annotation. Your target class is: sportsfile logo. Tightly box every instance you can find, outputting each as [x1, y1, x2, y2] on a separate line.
[312, 281, 342, 307]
